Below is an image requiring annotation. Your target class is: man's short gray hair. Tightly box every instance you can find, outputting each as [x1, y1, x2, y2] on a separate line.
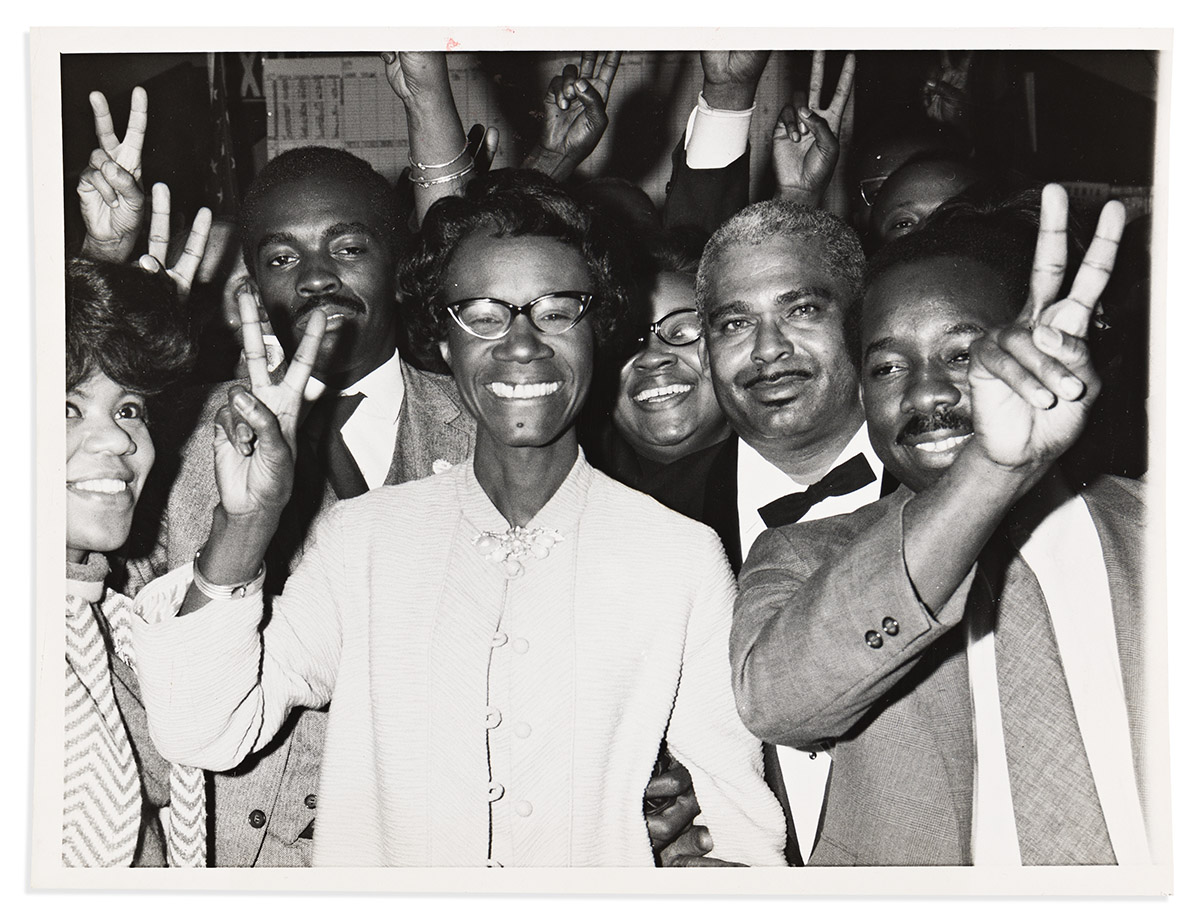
[695, 200, 866, 318]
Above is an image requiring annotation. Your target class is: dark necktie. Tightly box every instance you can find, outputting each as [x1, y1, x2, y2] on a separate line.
[320, 392, 369, 500]
[757, 453, 877, 528]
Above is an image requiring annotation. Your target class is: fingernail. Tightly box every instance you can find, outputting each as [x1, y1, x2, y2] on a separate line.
[1060, 376, 1084, 400]
[1035, 389, 1056, 410]
[233, 390, 254, 411]
[575, 79, 588, 91]
[1032, 325, 1062, 350]
[800, 107, 813, 118]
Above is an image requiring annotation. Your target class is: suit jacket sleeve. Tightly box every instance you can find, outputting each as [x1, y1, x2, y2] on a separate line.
[662, 135, 751, 236]
[131, 505, 347, 771]
[665, 527, 787, 866]
[730, 491, 977, 749]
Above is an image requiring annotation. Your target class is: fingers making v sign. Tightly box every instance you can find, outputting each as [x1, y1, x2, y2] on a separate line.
[967, 184, 1126, 472]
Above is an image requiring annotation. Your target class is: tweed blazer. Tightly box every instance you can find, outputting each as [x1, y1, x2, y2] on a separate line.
[731, 474, 1148, 866]
[124, 358, 474, 866]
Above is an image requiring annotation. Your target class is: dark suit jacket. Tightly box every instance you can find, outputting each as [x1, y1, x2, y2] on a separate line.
[662, 136, 751, 238]
[124, 359, 474, 865]
[732, 474, 1148, 866]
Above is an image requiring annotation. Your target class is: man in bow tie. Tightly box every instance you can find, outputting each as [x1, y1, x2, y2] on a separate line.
[732, 189, 1156, 866]
[688, 199, 887, 865]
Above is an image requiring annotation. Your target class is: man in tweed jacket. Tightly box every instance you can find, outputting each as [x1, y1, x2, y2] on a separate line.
[125, 147, 474, 865]
[732, 189, 1157, 866]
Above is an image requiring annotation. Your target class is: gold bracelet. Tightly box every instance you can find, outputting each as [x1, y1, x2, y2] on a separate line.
[408, 163, 476, 188]
[408, 138, 470, 171]
[192, 549, 266, 601]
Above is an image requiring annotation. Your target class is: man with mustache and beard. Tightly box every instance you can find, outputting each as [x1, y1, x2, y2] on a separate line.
[732, 189, 1157, 866]
[124, 145, 475, 866]
[689, 200, 888, 866]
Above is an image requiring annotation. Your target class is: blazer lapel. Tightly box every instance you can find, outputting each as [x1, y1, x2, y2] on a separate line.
[1081, 481, 1148, 805]
[388, 362, 475, 485]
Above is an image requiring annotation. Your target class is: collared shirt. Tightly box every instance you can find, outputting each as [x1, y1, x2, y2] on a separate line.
[735, 422, 884, 864]
[968, 493, 1150, 865]
[683, 91, 754, 169]
[303, 350, 405, 490]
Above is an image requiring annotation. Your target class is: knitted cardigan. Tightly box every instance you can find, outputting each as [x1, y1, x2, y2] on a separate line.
[133, 453, 786, 867]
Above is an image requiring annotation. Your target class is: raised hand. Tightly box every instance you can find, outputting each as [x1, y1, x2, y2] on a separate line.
[699, 50, 771, 110]
[968, 184, 1125, 472]
[525, 52, 622, 180]
[212, 286, 326, 521]
[923, 50, 975, 126]
[134, 183, 213, 300]
[773, 52, 856, 207]
[78, 88, 149, 262]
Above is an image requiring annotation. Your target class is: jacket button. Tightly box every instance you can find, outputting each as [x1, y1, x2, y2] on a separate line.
[865, 630, 883, 649]
[248, 809, 267, 829]
[882, 617, 899, 636]
[304, 794, 317, 809]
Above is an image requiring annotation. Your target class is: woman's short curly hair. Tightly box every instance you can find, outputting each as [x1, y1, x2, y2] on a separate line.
[67, 257, 194, 397]
[397, 169, 635, 366]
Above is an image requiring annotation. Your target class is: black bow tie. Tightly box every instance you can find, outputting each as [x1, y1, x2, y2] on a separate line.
[757, 453, 877, 528]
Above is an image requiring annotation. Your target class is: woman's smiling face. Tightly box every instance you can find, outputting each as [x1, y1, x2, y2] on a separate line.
[438, 231, 595, 456]
[66, 371, 155, 563]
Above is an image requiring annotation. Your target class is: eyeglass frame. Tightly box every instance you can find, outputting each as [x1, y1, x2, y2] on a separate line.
[444, 291, 593, 340]
[636, 308, 704, 348]
[858, 175, 890, 207]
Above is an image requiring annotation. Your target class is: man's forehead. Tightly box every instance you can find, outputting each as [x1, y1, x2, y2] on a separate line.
[863, 258, 1013, 338]
[714, 237, 840, 284]
[255, 176, 387, 234]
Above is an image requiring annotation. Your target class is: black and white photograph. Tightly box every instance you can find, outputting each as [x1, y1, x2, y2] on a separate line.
[25, 23, 1180, 902]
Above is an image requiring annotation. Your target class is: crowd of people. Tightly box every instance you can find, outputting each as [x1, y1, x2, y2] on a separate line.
[61, 49, 1154, 869]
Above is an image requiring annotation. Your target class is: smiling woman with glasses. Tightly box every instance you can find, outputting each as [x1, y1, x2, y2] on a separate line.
[132, 170, 786, 869]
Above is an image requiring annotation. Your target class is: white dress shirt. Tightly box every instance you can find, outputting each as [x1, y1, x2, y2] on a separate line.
[968, 493, 1150, 865]
[303, 350, 405, 490]
[735, 423, 884, 863]
[683, 91, 755, 169]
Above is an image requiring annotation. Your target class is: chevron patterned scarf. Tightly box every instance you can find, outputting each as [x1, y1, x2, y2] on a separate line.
[65, 557, 207, 867]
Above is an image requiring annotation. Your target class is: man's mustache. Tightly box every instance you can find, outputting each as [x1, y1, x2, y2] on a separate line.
[897, 408, 974, 444]
[295, 293, 366, 323]
[740, 367, 813, 389]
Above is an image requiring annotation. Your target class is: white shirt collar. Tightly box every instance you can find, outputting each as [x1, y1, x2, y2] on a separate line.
[303, 349, 404, 420]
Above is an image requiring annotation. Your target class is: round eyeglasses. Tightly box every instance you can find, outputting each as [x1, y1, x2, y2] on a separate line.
[637, 308, 704, 348]
[446, 291, 593, 340]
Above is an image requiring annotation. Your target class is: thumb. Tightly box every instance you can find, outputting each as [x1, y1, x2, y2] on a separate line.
[800, 108, 838, 157]
[573, 79, 610, 130]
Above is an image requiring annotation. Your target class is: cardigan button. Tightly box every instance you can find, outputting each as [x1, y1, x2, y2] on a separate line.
[882, 617, 899, 636]
[487, 781, 504, 802]
[491, 631, 508, 648]
[514, 721, 531, 739]
[865, 630, 883, 649]
[512, 637, 529, 655]
[485, 706, 502, 729]
[515, 800, 533, 818]
[248, 809, 267, 829]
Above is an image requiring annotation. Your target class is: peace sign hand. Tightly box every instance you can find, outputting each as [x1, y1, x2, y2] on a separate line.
[774, 52, 856, 206]
[135, 183, 213, 300]
[212, 285, 326, 521]
[527, 52, 622, 179]
[78, 87, 149, 262]
[967, 184, 1125, 473]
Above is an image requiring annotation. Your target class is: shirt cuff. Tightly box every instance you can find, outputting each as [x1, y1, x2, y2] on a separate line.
[683, 91, 755, 170]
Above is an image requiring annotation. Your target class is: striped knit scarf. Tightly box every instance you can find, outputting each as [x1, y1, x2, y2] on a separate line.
[65, 556, 207, 867]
